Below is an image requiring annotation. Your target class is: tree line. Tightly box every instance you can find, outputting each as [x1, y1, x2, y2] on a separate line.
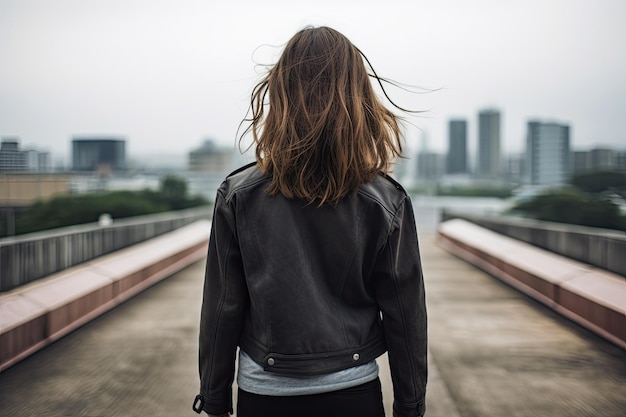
[510, 170, 626, 232]
[0, 175, 209, 237]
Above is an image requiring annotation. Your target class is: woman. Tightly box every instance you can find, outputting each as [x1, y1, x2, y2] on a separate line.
[193, 26, 427, 417]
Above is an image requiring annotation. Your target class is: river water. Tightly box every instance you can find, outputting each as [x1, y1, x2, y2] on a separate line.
[410, 195, 511, 232]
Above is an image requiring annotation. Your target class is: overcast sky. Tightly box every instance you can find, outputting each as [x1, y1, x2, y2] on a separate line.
[1, 0, 624, 164]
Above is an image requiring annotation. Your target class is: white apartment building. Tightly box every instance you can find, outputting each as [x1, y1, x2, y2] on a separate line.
[526, 121, 570, 186]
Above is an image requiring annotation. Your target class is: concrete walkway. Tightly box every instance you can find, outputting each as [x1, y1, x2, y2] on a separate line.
[0, 232, 625, 416]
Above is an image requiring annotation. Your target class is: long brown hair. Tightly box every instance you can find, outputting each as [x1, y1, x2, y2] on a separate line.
[242, 26, 404, 206]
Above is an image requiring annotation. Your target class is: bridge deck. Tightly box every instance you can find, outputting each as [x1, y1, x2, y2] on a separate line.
[0, 232, 624, 417]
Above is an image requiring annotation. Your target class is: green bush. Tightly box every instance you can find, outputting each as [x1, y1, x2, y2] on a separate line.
[6, 178, 209, 237]
[510, 188, 626, 231]
[436, 186, 513, 198]
[160, 175, 188, 200]
[571, 170, 626, 193]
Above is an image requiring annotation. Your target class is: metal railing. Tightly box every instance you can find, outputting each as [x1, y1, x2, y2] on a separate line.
[440, 210, 626, 278]
[0, 207, 212, 292]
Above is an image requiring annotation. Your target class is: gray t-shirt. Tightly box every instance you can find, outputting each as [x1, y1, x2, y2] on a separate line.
[237, 350, 379, 396]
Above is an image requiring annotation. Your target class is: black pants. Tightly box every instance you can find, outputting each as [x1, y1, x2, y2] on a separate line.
[237, 378, 385, 417]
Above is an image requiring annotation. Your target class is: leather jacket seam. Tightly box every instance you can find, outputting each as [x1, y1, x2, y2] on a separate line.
[223, 175, 267, 202]
[335, 206, 367, 346]
[237, 190, 273, 348]
[357, 188, 397, 217]
[387, 198, 419, 402]
[383, 196, 407, 242]
[205, 229, 234, 391]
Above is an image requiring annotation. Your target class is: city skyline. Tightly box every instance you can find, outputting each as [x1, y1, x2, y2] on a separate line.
[2, 122, 624, 204]
[1, 0, 625, 160]
[0, 115, 620, 173]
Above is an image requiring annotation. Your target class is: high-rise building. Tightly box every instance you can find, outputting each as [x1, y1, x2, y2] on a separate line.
[572, 147, 621, 174]
[188, 140, 233, 173]
[447, 119, 468, 174]
[572, 150, 591, 174]
[186, 140, 235, 200]
[0, 138, 26, 172]
[416, 151, 445, 181]
[589, 148, 616, 171]
[504, 153, 525, 182]
[72, 137, 126, 174]
[526, 121, 570, 186]
[476, 109, 501, 178]
[616, 151, 626, 172]
[0, 137, 50, 173]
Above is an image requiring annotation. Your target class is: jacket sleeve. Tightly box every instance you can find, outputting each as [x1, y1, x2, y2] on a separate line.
[373, 196, 428, 417]
[195, 189, 249, 415]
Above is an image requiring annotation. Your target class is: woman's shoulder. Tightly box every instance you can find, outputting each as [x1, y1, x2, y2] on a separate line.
[357, 173, 409, 214]
[225, 162, 261, 181]
[219, 162, 268, 201]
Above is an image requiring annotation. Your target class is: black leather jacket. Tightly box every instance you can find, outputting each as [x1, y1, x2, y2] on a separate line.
[195, 163, 427, 417]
